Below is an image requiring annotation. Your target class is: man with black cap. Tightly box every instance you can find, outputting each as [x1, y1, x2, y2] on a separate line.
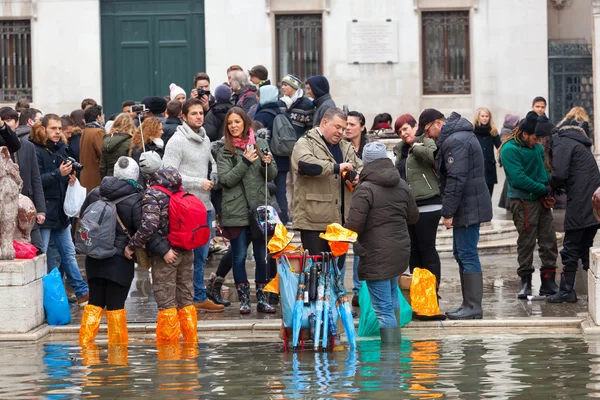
[306, 75, 336, 127]
[418, 108, 492, 320]
[547, 116, 600, 303]
[248, 65, 271, 88]
[499, 111, 559, 300]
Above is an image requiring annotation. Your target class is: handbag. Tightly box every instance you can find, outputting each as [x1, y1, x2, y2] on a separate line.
[115, 214, 152, 270]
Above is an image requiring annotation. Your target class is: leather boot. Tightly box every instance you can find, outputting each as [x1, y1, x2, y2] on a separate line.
[547, 272, 577, 303]
[517, 274, 532, 299]
[539, 269, 559, 296]
[106, 309, 128, 345]
[447, 272, 483, 320]
[448, 270, 466, 314]
[236, 282, 251, 314]
[256, 282, 276, 313]
[207, 276, 231, 307]
[79, 304, 104, 346]
[156, 308, 181, 344]
[178, 305, 198, 343]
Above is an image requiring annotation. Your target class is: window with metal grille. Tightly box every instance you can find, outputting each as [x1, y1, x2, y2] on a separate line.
[422, 11, 470, 95]
[275, 14, 322, 84]
[0, 20, 32, 102]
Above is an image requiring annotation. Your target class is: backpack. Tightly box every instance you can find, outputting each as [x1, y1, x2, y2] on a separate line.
[150, 185, 210, 250]
[264, 109, 297, 156]
[75, 194, 137, 259]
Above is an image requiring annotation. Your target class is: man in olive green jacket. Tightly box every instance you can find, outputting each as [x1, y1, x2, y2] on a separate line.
[291, 108, 362, 266]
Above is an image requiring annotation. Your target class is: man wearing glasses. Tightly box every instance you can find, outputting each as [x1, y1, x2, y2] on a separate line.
[417, 108, 492, 320]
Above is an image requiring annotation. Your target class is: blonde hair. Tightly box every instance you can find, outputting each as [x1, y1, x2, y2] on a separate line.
[472, 107, 498, 137]
[129, 117, 162, 156]
[110, 113, 135, 136]
[559, 106, 589, 126]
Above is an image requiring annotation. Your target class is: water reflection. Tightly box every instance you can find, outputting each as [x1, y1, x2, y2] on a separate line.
[1, 335, 600, 398]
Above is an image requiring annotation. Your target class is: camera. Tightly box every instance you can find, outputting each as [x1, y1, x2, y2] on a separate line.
[129, 104, 147, 114]
[197, 88, 211, 98]
[57, 153, 83, 173]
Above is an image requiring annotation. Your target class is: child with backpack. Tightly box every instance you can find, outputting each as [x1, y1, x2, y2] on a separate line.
[125, 167, 209, 344]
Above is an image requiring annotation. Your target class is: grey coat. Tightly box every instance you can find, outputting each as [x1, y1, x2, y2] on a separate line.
[312, 94, 336, 127]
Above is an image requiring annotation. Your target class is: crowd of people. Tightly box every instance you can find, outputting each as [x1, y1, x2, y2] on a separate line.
[0, 62, 597, 345]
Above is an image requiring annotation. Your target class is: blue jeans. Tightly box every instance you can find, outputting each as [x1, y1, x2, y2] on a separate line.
[231, 227, 268, 284]
[452, 224, 482, 273]
[40, 228, 89, 298]
[366, 277, 399, 328]
[274, 171, 289, 225]
[352, 252, 362, 296]
[193, 210, 212, 303]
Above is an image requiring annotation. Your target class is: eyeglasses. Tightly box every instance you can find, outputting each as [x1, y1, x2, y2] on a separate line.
[424, 121, 435, 134]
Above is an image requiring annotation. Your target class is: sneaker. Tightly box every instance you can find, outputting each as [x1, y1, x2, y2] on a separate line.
[194, 299, 225, 313]
[77, 293, 89, 307]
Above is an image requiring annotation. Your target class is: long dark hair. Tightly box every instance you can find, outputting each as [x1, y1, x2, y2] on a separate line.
[223, 106, 253, 153]
[348, 111, 367, 136]
[370, 113, 392, 130]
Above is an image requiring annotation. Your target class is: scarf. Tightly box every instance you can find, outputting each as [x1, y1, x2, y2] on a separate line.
[374, 122, 391, 130]
[85, 121, 105, 130]
[231, 129, 256, 150]
[124, 178, 142, 193]
[289, 89, 304, 108]
[473, 123, 492, 137]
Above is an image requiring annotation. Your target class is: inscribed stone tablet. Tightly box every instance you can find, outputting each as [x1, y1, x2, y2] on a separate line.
[347, 21, 399, 64]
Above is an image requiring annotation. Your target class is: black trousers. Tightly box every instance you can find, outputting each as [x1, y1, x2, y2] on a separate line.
[300, 230, 346, 272]
[408, 209, 442, 284]
[560, 225, 599, 273]
[215, 246, 277, 280]
[88, 278, 131, 310]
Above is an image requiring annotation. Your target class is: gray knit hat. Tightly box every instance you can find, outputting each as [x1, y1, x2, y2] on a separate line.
[362, 142, 387, 165]
[114, 156, 139, 181]
[139, 151, 162, 176]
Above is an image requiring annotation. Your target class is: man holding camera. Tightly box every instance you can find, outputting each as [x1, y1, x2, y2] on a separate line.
[33, 114, 89, 305]
[191, 72, 215, 113]
[291, 108, 362, 273]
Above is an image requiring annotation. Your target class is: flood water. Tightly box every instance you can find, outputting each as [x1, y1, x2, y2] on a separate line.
[1, 334, 600, 399]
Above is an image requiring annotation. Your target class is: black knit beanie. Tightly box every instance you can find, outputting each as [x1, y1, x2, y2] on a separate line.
[519, 111, 539, 134]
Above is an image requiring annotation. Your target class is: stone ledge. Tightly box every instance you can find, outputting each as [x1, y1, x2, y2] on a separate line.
[0, 255, 46, 286]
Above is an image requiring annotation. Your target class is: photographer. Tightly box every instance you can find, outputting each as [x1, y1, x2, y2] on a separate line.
[32, 115, 89, 306]
[190, 72, 215, 113]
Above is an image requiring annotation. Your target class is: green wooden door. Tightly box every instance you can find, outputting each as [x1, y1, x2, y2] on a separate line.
[100, 0, 205, 115]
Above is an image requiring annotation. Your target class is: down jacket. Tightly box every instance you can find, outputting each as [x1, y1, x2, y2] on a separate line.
[99, 132, 131, 179]
[345, 158, 419, 281]
[203, 102, 232, 142]
[436, 112, 492, 227]
[550, 125, 600, 230]
[393, 134, 440, 202]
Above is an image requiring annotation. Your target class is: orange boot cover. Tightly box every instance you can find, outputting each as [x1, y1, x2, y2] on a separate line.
[79, 304, 104, 346]
[80, 343, 101, 366]
[106, 309, 129, 345]
[178, 305, 198, 344]
[107, 344, 129, 365]
[157, 342, 182, 361]
[156, 308, 181, 344]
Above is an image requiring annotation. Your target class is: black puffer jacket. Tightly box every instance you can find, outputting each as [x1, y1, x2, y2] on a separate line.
[436, 112, 493, 227]
[80, 177, 143, 287]
[345, 158, 419, 281]
[161, 117, 182, 146]
[204, 102, 232, 142]
[550, 125, 600, 230]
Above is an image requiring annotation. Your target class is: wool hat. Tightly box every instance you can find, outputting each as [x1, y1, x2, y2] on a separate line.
[416, 109, 445, 136]
[282, 74, 301, 90]
[306, 75, 330, 98]
[504, 114, 520, 129]
[169, 83, 186, 100]
[138, 151, 162, 176]
[519, 111, 539, 134]
[362, 142, 388, 165]
[113, 156, 139, 181]
[141, 96, 167, 115]
[535, 114, 555, 138]
[214, 84, 232, 103]
[259, 85, 279, 106]
[248, 65, 269, 81]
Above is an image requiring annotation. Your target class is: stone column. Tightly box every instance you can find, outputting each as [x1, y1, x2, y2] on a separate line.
[593, 0, 600, 151]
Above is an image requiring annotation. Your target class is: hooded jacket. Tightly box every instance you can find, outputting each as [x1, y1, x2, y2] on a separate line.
[500, 137, 549, 201]
[161, 116, 182, 146]
[204, 102, 233, 142]
[393, 134, 440, 203]
[550, 125, 600, 230]
[345, 158, 419, 281]
[99, 132, 132, 179]
[162, 123, 216, 211]
[81, 177, 142, 287]
[254, 101, 292, 172]
[436, 112, 493, 227]
[307, 76, 335, 127]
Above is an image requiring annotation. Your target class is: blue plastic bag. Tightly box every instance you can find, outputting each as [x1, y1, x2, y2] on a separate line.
[358, 281, 412, 337]
[42, 268, 72, 325]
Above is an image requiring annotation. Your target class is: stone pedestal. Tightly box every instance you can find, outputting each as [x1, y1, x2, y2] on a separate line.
[0, 255, 46, 333]
[589, 248, 600, 325]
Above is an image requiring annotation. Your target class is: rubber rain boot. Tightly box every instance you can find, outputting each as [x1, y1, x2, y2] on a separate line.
[208, 276, 231, 307]
[256, 282, 276, 313]
[178, 305, 198, 344]
[236, 282, 251, 314]
[106, 309, 128, 345]
[156, 308, 181, 344]
[539, 269, 559, 296]
[79, 304, 104, 346]
[547, 272, 577, 303]
[448, 270, 465, 314]
[517, 274, 532, 299]
[447, 272, 483, 320]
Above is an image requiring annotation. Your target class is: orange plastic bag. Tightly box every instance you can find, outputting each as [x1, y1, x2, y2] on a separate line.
[410, 268, 441, 317]
[264, 273, 280, 294]
[328, 241, 350, 257]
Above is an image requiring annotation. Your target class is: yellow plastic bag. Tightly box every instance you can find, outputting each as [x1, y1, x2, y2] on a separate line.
[319, 223, 357, 243]
[268, 224, 294, 254]
[410, 268, 441, 317]
[263, 272, 280, 294]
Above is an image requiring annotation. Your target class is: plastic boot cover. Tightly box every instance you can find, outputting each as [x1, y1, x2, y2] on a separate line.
[156, 308, 181, 344]
[107, 344, 129, 365]
[178, 305, 198, 344]
[106, 309, 129, 345]
[79, 304, 104, 346]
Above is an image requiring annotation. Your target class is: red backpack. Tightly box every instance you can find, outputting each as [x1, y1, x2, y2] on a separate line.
[150, 185, 210, 250]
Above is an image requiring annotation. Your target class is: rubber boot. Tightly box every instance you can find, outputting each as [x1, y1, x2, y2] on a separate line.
[448, 270, 466, 314]
[547, 272, 577, 303]
[256, 282, 276, 313]
[178, 305, 198, 344]
[106, 309, 128, 345]
[446, 272, 483, 320]
[517, 274, 532, 299]
[79, 304, 104, 346]
[207, 276, 231, 307]
[236, 282, 251, 314]
[156, 308, 181, 344]
[539, 269, 559, 296]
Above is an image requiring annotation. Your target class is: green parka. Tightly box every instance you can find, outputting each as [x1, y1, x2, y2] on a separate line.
[99, 132, 132, 179]
[393, 135, 440, 201]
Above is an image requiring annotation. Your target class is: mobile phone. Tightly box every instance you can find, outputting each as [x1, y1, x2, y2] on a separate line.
[129, 104, 147, 114]
[246, 144, 255, 151]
